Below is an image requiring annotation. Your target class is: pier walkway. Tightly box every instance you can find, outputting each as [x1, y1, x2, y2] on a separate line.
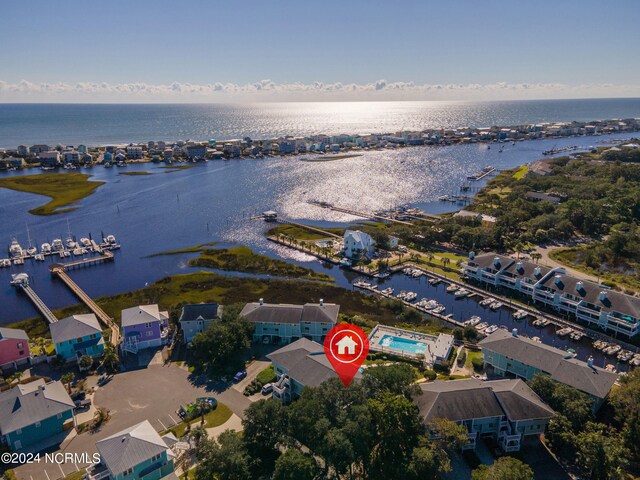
[13, 282, 58, 324]
[308, 201, 419, 225]
[54, 251, 114, 271]
[50, 266, 120, 346]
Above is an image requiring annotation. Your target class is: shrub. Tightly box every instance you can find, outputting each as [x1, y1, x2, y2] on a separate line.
[471, 357, 484, 372]
[424, 369, 437, 381]
[457, 349, 467, 366]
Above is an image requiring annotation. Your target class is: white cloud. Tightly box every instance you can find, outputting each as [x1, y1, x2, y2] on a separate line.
[0, 79, 639, 102]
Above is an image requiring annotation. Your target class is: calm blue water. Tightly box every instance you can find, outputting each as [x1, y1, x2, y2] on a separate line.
[379, 335, 428, 354]
[1, 98, 640, 147]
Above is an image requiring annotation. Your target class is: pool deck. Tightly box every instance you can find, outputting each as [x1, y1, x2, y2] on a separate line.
[368, 325, 439, 361]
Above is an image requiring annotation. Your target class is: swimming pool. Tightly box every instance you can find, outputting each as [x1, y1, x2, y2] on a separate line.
[378, 335, 428, 354]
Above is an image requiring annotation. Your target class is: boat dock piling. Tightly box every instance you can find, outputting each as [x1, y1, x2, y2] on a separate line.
[51, 251, 114, 270]
[307, 201, 435, 225]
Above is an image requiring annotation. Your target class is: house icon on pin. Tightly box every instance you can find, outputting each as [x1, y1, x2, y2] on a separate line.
[335, 335, 358, 355]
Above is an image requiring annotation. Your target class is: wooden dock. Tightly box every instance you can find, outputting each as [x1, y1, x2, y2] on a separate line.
[13, 282, 58, 324]
[308, 201, 416, 226]
[50, 266, 120, 345]
[52, 251, 114, 271]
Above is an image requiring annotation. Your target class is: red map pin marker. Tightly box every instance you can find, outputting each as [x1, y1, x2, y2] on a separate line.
[324, 323, 369, 387]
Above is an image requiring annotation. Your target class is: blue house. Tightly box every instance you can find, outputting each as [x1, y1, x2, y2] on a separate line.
[0, 379, 75, 451]
[89, 420, 177, 480]
[50, 314, 105, 362]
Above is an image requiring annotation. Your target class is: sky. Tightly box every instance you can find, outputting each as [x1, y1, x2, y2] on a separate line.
[1, 0, 639, 102]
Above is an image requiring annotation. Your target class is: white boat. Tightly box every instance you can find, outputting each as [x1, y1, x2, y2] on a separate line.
[428, 278, 441, 286]
[433, 305, 446, 314]
[80, 237, 92, 247]
[556, 327, 573, 337]
[489, 301, 503, 310]
[66, 238, 77, 249]
[454, 288, 469, 298]
[446, 284, 458, 293]
[41, 243, 52, 254]
[0, 259, 11, 268]
[476, 322, 489, 332]
[73, 248, 85, 256]
[484, 325, 499, 335]
[9, 240, 23, 258]
[531, 336, 542, 343]
[13, 257, 24, 265]
[479, 297, 494, 307]
[423, 300, 438, 310]
[404, 292, 418, 301]
[52, 239, 64, 251]
[34, 254, 45, 261]
[604, 344, 621, 356]
[513, 310, 528, 320]
[396, 291, 407, 300]
[62, 251, 71, 258]
[464, 316, 481, 327]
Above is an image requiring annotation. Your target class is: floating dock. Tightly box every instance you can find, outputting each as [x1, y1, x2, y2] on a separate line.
[11, 274, 58, 324]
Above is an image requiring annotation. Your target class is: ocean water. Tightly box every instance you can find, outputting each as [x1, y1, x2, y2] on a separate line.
[1, 98, 640, 147]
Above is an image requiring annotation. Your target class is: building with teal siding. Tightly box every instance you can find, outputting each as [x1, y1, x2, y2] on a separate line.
[0, 379, 75, 451]
[414, 378, 555, 452]
[479, 329, 618, 411]
[89, 420, 177, 480]
[50, 314, 104, 363]
[241, 300, 338, 345]
[267, 338, 361, 403]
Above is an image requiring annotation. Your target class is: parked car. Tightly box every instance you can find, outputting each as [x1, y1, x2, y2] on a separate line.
[71, 391, 86, 402]
[261, 383, 273, 395]
[233, 370, 247, 383]
[74, 398, 91, 411]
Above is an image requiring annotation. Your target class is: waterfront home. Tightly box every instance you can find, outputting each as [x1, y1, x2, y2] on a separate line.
[179, 303, 222, 344]
[525, 191, 563, 205]
[414, 378, 554, 452]
[479, 329, 618, 411]
[89, 420, 177, 480]
[121, 305, 169, 355]
[462, 252, 640, 338]
[62, 150, 80, 165]
[50, 314, 104, 363]
[38, 150, 61, 167]
[126, 145, 143, 159]
[0, 379, 75, 451]
[343, 230, 375, 258]
[240, 299, 338, 344]
[30, 144, 51, 154]
[0, 327, 30, 370]
[267, 338, 361, 403]
[185, 144, 207, 159]
[453, 210, 497, 226]
[0, 157, 26, 169]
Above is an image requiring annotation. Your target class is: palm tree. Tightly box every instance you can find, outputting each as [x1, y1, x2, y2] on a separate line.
[61, 372, 75, 393]
[531, 252, 542, 264]
[102, 341, 120, 373]
[196, 399, 209, 426]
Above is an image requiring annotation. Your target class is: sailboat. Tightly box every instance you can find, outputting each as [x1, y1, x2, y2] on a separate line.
[25, 224, 37, 256]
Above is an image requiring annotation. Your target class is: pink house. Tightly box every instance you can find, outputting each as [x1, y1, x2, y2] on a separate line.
[0, 327, 30, 370]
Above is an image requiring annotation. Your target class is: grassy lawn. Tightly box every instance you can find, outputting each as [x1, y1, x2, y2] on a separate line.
[190, 246, 333, 282]
[256, 365, 276, 384]
[464, 349, 483, 370]
[118, 171, 154, 176]
[169, 402, 233, 438]
[512, 164, 528, 179]
[63, 470, 87, 480]
[267, 223, 345, 241]
[9, 269, 444, 338]
[0, 173, 105, 215]
[146, 242, 218, 257]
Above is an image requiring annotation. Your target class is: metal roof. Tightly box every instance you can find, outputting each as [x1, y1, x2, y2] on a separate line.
[240, 302, 339, 325]
[0, 327, 29, 341]
[50, 314, 102, 344]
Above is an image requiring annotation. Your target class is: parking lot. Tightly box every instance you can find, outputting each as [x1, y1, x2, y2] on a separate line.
[13, 362, 258, 480]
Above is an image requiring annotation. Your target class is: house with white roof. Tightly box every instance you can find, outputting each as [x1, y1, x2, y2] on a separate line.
[343, 230, 375, 258]
[88, 420, 177, 480]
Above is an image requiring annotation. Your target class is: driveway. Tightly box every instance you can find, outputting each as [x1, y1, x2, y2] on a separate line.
[13, 363, 253, 480]
[534, 245, 600, 282]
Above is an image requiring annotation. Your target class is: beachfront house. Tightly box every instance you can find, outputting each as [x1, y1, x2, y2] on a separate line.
[240, 299, 338, 344]
[89, 420, 177, 480]
[414, 378, 554, 452]
[479, 329, 618, 411]
[0, 379, 75, 451]
[121, 305, 168, 355]
[50, 314, 104, 363]
[179, 303, 222, 344]
[343, 230, 375, 258]
[462, 252, 640, 338]
[0, 327, 30, 370]
[267, 338, 361, 403]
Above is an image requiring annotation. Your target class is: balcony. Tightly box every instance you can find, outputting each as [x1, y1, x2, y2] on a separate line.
[463, 432, 477, 451]
[499, 432, 522, 453]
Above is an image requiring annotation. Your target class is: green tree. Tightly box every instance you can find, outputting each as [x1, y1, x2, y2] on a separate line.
[195, 430, 251, 480]
[242, 399, 289, 475]
[528, 374, 593, 430]
[272, 450, 318, 480]
[102, 341, 120, 373]
[79, 354, 93, 371]
[610, 367, 640, 461]
[190, 306, 254, 376]
[61, 372, 74, 393]
[575, 423, 628, 480]
[362, 363, 419, 398]
[472, 457, 534, 480]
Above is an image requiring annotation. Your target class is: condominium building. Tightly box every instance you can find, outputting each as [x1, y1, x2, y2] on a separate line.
[462, 253, 640, 338]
